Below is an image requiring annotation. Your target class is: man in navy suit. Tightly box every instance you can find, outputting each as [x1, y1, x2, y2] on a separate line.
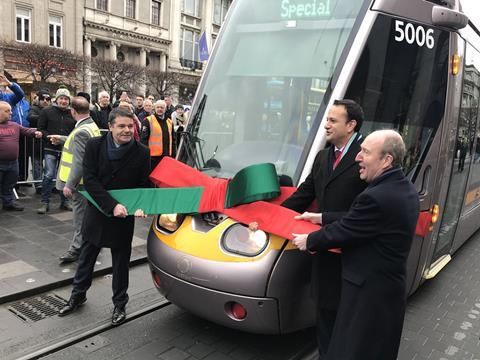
[282, 99, 367, 358]
[293, 129, 420, 360]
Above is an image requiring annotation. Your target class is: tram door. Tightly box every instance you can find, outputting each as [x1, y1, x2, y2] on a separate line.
[344, 14, 450, 291]
[432, 41, 480, 262]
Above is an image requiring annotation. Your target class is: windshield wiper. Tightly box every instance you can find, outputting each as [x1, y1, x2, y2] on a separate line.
[179, 94, 207, 169]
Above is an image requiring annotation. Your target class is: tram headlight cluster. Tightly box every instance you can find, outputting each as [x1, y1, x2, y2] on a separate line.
[157, 213, 185, 233]
[221, 223, 269, 257]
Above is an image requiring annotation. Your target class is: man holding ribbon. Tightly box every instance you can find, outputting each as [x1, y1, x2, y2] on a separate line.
[58, 108, 150, 326]
[292, 130, 419, 360]
[281, 99, 367, 359]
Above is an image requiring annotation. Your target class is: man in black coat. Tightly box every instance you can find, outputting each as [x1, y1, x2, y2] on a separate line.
[58, 108, 151, 326]
[293, 130, 420, 360]
[37, 87, 76, 213]
[27, 90, 51, 193]
[281, 99, 367, 358]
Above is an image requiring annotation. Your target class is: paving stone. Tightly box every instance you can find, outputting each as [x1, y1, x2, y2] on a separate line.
[187, 342, 215, 359]
[170, 334, 196, 350]
[228, 348, 255, 360]
[123, 341, 172, 359]
[203, 352, 233, 360]
[158, 347, 190, 360]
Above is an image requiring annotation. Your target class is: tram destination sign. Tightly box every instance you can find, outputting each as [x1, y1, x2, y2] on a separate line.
[280, 0, 332, 20]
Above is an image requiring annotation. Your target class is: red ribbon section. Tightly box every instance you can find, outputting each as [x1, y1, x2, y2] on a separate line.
[150, 157, 320, 240]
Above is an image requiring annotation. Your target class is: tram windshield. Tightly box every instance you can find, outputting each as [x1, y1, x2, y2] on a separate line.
[179, 0, 366, 181]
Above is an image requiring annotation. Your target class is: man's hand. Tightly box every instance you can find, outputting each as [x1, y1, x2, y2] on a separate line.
[0, 74, 11, 87]
[248, 221, 258, 231]
[134, 209, 148, 218]
[47, 134, 63, 145]
[34, 131, 43, 139]
[113, 204, 128, 218]
[292, 233, 309, 251]
[294, 212, 322, 225]
[63, 186, 73, 198]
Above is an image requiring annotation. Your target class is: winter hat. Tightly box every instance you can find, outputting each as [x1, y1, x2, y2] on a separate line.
[55, 87, 71, 99]
[37, 89, 51, 100]
[76, 91, 91, 103]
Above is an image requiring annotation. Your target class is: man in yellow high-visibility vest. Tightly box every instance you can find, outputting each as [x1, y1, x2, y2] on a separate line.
[49, 96, 101, 263]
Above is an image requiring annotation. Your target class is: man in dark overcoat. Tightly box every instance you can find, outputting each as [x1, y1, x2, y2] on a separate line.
[58, 108, 151, 326]
[281, 99, 367, 358]
[292, 129, 420, 360]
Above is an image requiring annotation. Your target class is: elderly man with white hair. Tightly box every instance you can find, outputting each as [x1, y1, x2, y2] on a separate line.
[93, 91, 112, 129]
[140, 99, 175, 169]
[292, 130, 420, 360]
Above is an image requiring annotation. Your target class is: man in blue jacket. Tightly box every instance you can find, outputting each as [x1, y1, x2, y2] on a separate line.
[0, 74, 24, 108]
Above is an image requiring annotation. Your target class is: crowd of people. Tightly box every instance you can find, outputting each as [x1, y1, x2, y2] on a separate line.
[0, 76, 188, 215]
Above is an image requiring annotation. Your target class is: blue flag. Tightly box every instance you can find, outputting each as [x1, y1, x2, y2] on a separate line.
[199, 31, 209, 61]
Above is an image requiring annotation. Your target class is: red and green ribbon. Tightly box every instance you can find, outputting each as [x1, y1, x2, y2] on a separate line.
[80, 157, 433, 245]
[80, 157, 320, 240]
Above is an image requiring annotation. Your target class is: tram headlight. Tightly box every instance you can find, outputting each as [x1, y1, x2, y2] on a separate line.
[156, 213, 185, 233]
[221, 223, 269, 256]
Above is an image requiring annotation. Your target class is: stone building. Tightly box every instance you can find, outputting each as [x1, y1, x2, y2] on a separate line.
[0, 0, 84, 95]
[0, 0, 232, 104]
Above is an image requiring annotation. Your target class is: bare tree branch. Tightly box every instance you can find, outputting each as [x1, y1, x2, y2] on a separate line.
[91, 58, 145, 100]
[145, 69, 181, 98]
[1, 41, 82, 84]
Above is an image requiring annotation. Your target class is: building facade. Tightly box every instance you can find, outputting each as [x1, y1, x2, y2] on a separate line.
[0, 0, 232, 104]
[0, 0, 84, 95]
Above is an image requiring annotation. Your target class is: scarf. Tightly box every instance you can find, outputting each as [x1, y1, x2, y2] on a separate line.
[106, 132, 134, 161]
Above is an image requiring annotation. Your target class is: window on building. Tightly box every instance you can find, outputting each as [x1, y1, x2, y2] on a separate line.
[16, 8, 31, 43]
[183, 0, 202, 17]
[97, 0, 108, 11]
[49, 15, 62, 48]
[152, 0, 161, 26]
[213, 0, 229, 25]
[180, 28, 200, 62]
[126, 0, 136, 19]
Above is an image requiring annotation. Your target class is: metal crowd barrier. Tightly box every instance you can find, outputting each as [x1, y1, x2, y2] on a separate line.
[17, 135, 44, 186]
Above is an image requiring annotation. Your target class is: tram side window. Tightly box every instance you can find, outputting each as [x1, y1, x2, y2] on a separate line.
[461, 43, 480, 213]
[345, 15, 449, 182]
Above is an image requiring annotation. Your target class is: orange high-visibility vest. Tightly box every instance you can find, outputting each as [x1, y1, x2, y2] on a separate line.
[147, 115, 173, 156]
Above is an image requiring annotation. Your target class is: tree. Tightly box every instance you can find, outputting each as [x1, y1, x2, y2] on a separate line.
[90, 58, 145, 100]
[1, 41, 82, 88]
[145, 69, 181, 98]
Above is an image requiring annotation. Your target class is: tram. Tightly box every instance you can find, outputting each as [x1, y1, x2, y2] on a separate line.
[147, 0, 480, 334]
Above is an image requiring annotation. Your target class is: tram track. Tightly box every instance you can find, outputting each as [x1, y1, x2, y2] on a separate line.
[15, 297, 318, 360]
[15, 299, 172, 360]
[3, 261, 317, 360]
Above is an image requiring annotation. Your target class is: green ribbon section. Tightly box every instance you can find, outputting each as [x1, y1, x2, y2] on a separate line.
[80, 187, 204, 217]
[224, 163, 280, 208]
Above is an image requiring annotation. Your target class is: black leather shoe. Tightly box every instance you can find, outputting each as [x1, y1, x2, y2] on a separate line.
[3, 202, 24, 211]
[59, 251, 79, 263]
[59, 202, 73, 211]
[58, 296, 87, 317]
[111, 307, 126, 326]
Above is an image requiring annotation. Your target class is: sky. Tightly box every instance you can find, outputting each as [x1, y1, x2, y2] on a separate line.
[460, 0, 479, 26]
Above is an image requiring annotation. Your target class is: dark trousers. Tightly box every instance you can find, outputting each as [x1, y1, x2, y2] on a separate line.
[71, 240, 132, 309]
[41, 152, 67, 204]
[316, 308, 337, 359]
[0, 160, 19, 206]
